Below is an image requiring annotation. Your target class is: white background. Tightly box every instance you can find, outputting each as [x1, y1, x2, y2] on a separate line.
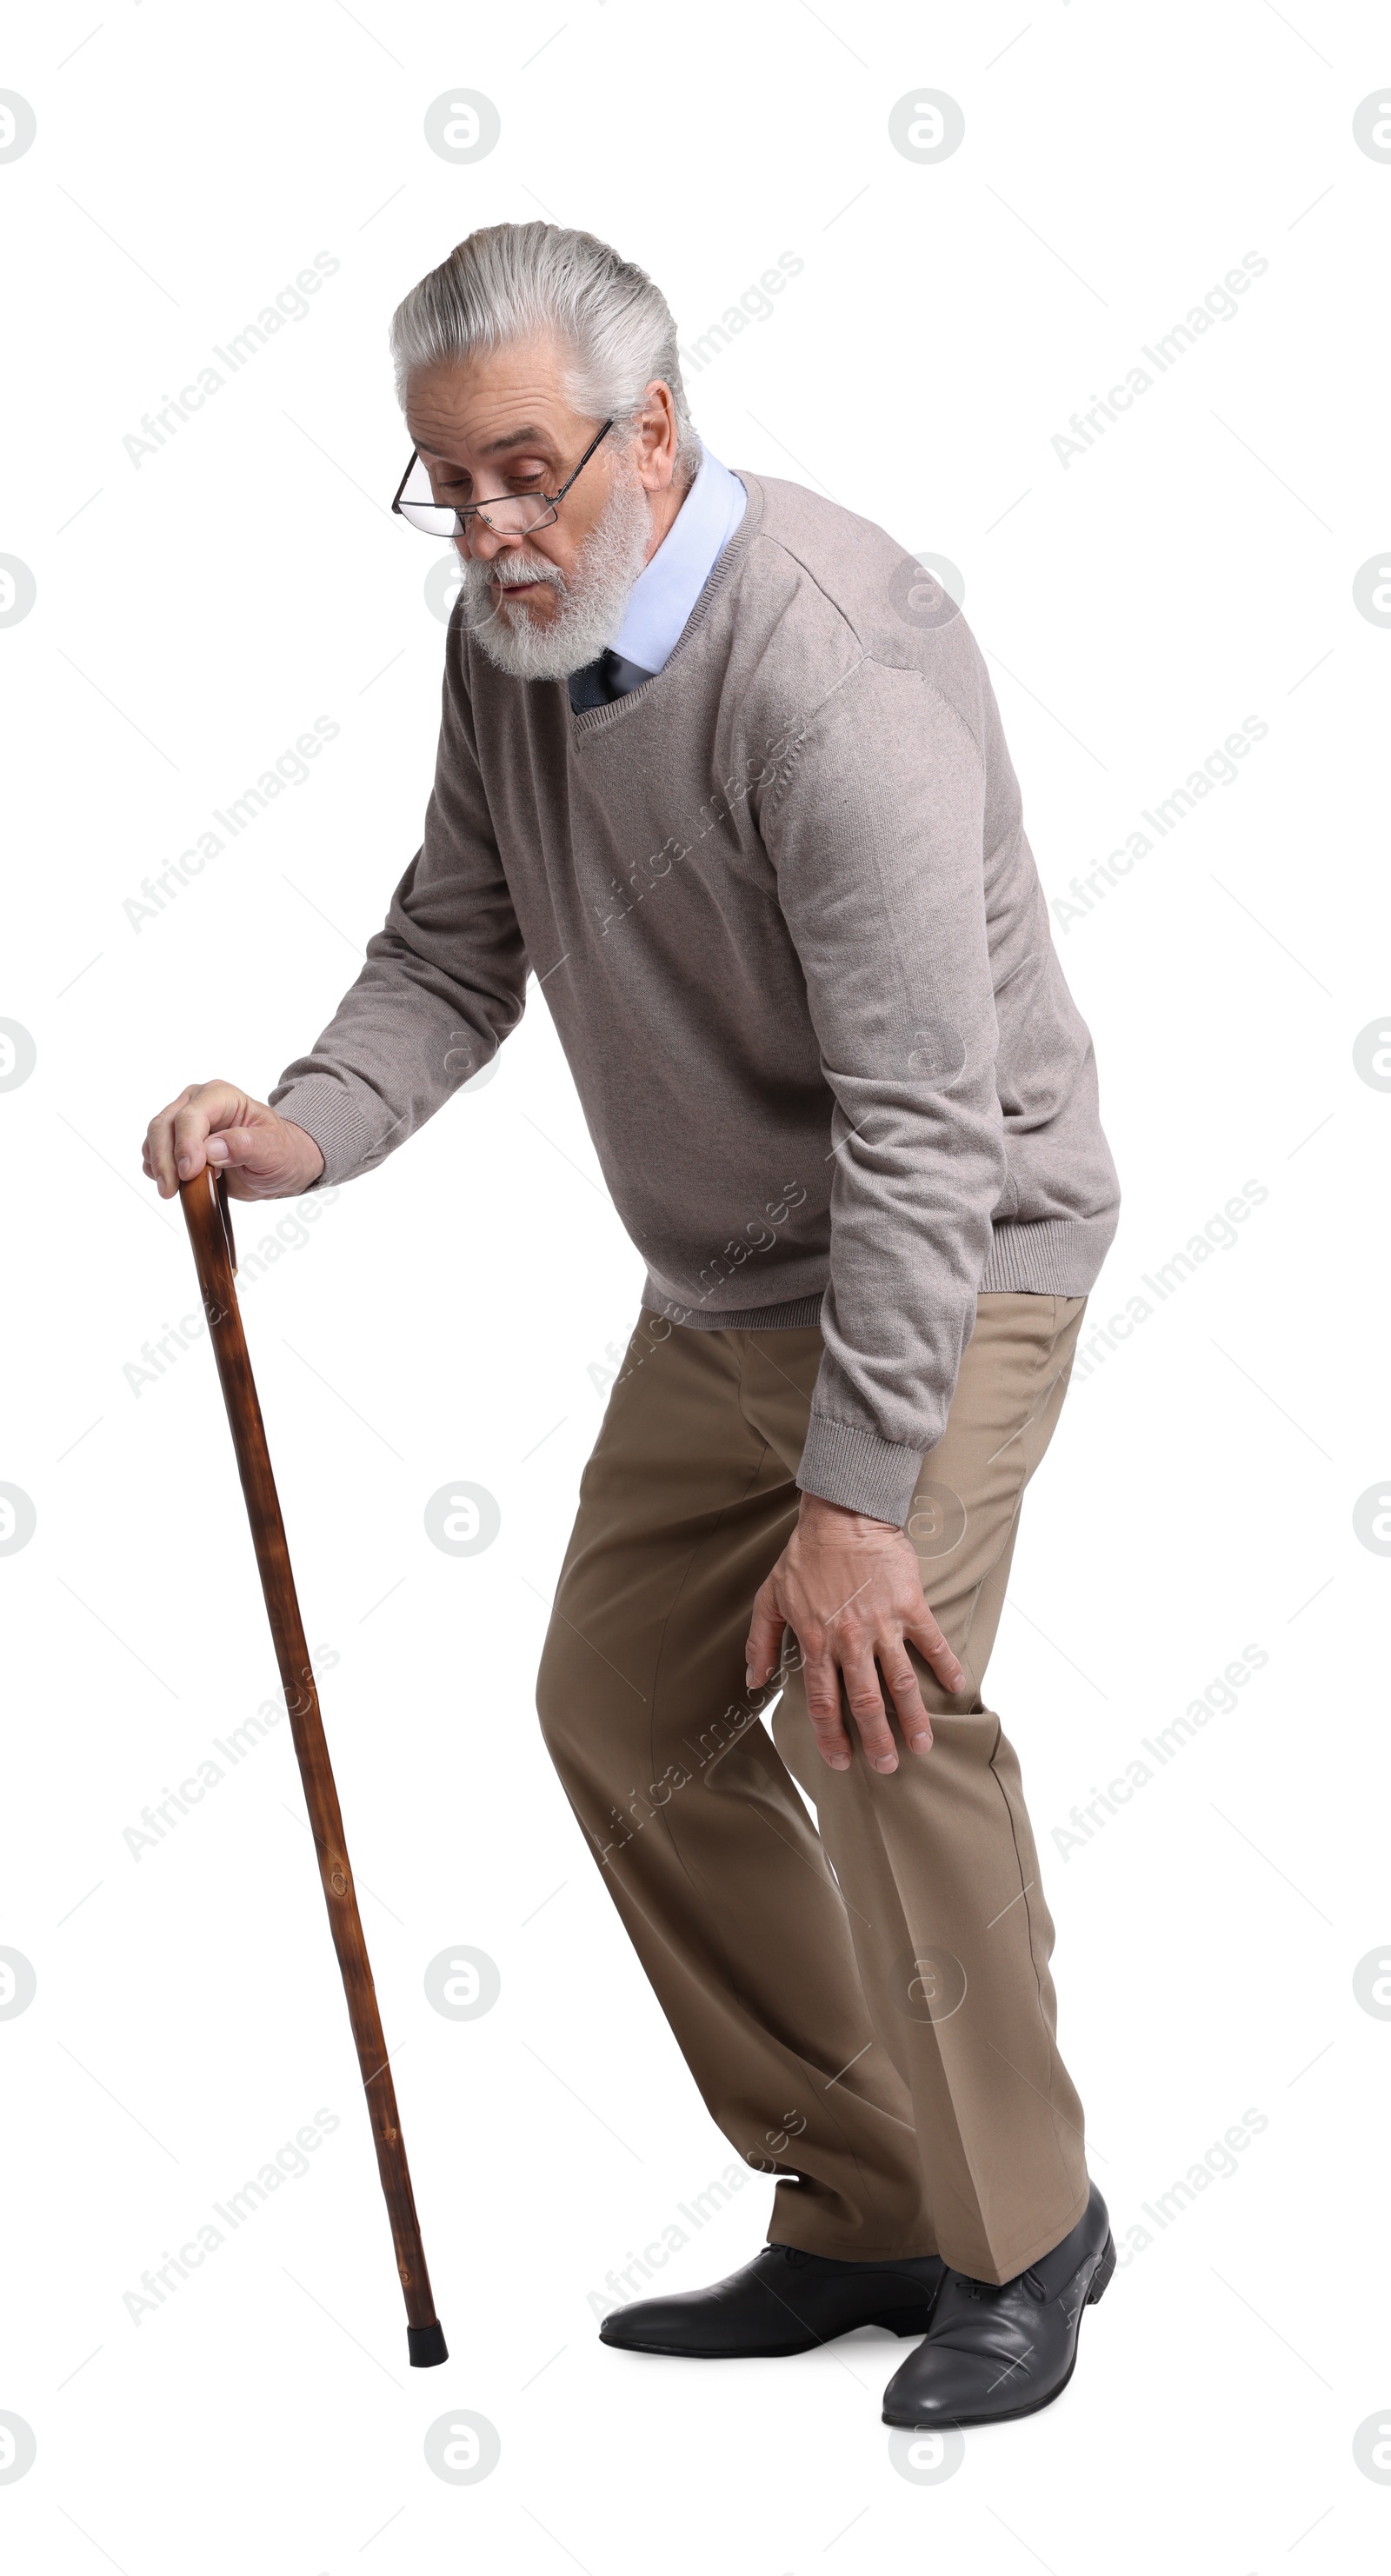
[3, 2, 1388, 2568]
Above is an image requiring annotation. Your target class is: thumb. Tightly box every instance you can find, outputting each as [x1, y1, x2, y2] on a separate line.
[204, 1128, 269, 1167]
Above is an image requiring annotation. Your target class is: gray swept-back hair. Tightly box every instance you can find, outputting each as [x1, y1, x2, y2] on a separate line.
[389, 222, 701, 487]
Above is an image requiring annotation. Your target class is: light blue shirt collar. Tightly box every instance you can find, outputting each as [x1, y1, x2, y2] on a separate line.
[609, 446, 747, 676]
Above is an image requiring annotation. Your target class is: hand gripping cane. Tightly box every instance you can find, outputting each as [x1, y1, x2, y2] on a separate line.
[180, 1166, 447, 2368]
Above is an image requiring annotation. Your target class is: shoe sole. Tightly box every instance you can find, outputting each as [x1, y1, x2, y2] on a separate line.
[880, 2232, 1116, 2428]
[601, 2301, 941, 2361]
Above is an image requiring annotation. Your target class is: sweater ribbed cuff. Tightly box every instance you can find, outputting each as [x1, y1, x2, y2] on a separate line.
[265, 1075, 381, 1191]
[981, 1214, 1116, 1293]
[795, 1411, 926, 1528]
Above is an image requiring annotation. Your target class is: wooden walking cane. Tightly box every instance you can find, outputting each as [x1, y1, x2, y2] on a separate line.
[180, 1163, 447, 2368]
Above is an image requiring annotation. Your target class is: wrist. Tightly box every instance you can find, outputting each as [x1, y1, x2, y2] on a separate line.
[797, 1490, 901, 1538]
[282, 1120, 326, 1187]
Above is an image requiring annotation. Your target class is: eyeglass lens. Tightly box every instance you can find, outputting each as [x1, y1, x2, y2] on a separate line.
[396, 455, 556, 536]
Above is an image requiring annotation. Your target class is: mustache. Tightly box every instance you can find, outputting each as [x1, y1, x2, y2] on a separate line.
[488, 556, 564, 589]
[459, 549, 564, 636]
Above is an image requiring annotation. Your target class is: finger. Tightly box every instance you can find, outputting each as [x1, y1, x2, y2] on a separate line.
[144, 1088, 196, 1197]
[906, 1610, 966, 1697]
[744, 1588, 786, 1689]
[879, 1642, 935, 1755]
[801, 1645, 854, 1771]
[840, 1647, 900, 1774]
[170, 1082, 245, 1186]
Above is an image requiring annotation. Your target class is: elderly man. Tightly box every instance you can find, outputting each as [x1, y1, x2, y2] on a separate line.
[143, 221, 1121, 2428]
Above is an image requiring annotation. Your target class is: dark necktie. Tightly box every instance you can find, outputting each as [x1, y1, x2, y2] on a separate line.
[568, 646, 656, 713]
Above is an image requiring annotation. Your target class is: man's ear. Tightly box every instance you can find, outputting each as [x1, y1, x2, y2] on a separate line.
[635, 379, 680, 489]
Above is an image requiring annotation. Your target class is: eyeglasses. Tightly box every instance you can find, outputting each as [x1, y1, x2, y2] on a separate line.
[390, 418, 615, 537]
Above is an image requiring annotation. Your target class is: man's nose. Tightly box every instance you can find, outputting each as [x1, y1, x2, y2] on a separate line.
[456, 518, 524, 564]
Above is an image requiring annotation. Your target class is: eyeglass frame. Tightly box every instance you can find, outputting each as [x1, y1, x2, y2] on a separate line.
[389, 416, 616, 536]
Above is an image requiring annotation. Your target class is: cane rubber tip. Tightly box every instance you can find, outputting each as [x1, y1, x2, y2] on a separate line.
[409, 2320, 449, 2368]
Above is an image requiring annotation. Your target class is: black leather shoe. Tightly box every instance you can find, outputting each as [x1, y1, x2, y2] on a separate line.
[599, 2243, 946, 2359]
[882, 2185, 1115, 2426]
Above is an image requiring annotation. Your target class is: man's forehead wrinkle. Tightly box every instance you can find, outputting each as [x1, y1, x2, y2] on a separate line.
[414, 419, 563, 463]
[406, 350, 582, 463]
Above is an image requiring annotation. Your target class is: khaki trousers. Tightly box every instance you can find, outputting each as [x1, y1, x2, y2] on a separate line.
[536, 1291, 1090, 2284]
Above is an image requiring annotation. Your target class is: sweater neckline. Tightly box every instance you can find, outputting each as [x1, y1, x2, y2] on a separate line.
[568, 470, 767, 739]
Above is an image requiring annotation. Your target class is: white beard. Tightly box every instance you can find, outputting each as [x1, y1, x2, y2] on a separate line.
[457, 469, 655, 682]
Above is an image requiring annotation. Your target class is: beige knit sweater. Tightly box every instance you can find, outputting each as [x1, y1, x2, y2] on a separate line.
[271, 471, 1119, 1521]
